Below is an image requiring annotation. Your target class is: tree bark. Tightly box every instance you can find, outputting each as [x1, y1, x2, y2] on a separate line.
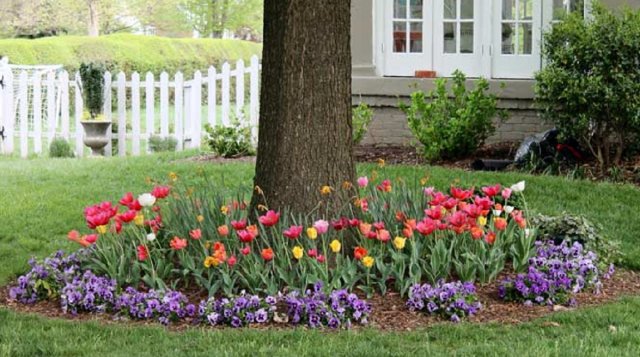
[87, 0, 100, 37]
[250, 0, 355, 216]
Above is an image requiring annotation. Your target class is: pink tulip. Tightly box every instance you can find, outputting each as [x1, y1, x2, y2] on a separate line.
[357, 176, 369, 188]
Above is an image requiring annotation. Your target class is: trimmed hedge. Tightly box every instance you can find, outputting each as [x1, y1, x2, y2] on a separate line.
[0, 34, 262, 76]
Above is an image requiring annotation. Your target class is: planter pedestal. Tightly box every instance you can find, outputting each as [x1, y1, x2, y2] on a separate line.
[81, 121, 112, 157]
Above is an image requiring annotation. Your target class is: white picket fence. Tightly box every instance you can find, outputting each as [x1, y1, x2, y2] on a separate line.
[0, 55, 260, 158]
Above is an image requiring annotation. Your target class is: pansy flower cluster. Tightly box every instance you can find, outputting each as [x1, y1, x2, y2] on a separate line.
[406, 280, 482, 322]
[198, 292, 277, 327]
[499, 240, 603, 306]
[61, 270, 117, 315]
[114, 288, 197, 325]
[283, 282, 372, 329]
[9, 250, 87, 304]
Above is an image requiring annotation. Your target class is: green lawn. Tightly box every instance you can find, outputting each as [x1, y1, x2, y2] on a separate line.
[1, 153, 639, 356]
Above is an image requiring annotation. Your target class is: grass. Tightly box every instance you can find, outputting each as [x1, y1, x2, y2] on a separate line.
[0, 153, 639, 356]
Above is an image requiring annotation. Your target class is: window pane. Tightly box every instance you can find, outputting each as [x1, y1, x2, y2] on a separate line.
[501, 22, 515, 54]
[443, 22, 457, 53]
[460, 22, 474, 53]
[461, 0, 474, 19]
[519, 0, 533, 20]
[518, 23, 533, 54]
[502, 0, 515, 20]
[393, 22, 407, 52]
[394, 0, 407, 19]
[410, 22, 423, 52]
[553, 0, 567, 20]
[444, 0, 457, 19]
[410, 0, 423, 19]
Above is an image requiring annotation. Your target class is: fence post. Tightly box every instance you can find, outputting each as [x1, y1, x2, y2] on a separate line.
[235, 59, 245, 120]
[60, 71, 70, 141]
[1, 69, 14, 154]
[18, 71, 28, 158]
[131, 72, 141, 156]
[74, 72, 84, 157]
[190, 71, 202, 149]
[117, 72, 127, 157]
[160, 72, 169, 138]
[249, 55, 260, 144]
[33, 73, 43, 155]
[221, 62, 231, 127]
[46, 71, 56, 147]
[103, 71, 112, 157]
[145, 72, 154, 153]
[207, 66, 217, 127]
[174, 72, 184, 151]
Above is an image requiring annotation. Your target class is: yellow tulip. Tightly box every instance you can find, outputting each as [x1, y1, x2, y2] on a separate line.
[292, 246, 304, 260]
[307, 227, 318, 240]
[168, 172, 178, 182]
[220, 205, 229, 215]
[96, 225, 108, 234]
[362, 256, 375, 268]
[134, 214, 144, 226]
[204, 256, 219, 268]
[478, 216, 487, 227]
[393, 237, 407, 250]
[329, 239, 341, 253]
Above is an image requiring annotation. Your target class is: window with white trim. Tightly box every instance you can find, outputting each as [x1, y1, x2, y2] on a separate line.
[376, 0, 590, 79]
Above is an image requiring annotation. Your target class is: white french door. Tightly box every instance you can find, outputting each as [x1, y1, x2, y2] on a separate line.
[491, 0, 542, 78]
[433, 0, 484, 77]
[383, 0, 433, 76]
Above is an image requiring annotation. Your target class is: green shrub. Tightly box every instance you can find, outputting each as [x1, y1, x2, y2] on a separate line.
[78, 63, 106, 119]
[205, 122, 254, 158]
[401, 70, 506, 162]
[352, 102, 373, 145]
[49, 138, 74, 158]
[532, 213, 623, 266]
[0, 34, 262, 76]
[148, 136, 178, 153]
[535, 3, 640, 171]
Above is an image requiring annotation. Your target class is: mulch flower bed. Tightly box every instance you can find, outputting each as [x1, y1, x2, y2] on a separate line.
[3, 269, 639, 332]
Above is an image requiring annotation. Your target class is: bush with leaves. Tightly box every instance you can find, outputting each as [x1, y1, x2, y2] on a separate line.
[79, 63, 106, 120]
[352, 102, 373, 145]
[205, 121, 255, 158]
[148, 136, 178, 153]
[401, 70, 506, 162]
[535, 3, 640, 171]
[49, 138, 75, 158]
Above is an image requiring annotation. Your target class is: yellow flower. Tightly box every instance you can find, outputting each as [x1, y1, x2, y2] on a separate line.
[420, 177, 429, 186]
[204, 256, 220, 268]
[320, 185, 333, 195]
[168, 172, 178, 182]
[220, 205, 229, 215]
[134, 214, 144, 226]
[197, 215, 204, 223]
[377, 158, 385, 168]
[362, 256, 375, 269]
[292, 246, 304, 260]
[393, 237, 407, 250]
[478, 216, 487, 227]
[329, 239, 341, 253]
[306, 227, 318, 240]
[96, 225, 108, 234]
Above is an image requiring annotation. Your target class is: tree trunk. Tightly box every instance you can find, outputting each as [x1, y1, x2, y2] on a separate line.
[250, 0, 355, 216]
[87, 0, 100, 37]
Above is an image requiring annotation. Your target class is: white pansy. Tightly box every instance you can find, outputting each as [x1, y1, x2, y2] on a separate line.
[146, 233, 156, 242]
[504, 205, 515, 214]
[138, 193, 156, 207]
[511, 181, 526, 193]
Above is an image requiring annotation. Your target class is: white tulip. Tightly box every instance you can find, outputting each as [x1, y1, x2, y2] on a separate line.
[504, 205, 515, 214]
[146, 233, 156, 242]
[138, 193, 156, 207]
[493, 210, 502, 217]
[511, 181, 526, 193]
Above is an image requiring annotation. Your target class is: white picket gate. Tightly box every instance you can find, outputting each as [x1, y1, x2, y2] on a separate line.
[0, 55, 260, 158]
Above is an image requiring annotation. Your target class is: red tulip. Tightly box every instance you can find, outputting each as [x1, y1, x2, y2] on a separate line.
[354, 246, 368, 260]
[450, 187, 474, 200]
[237, 229, 256, 243]
[258, 210, 280, 227]
[283, 225, 303, 240]
[189, 229, 202, 240]
[227, 256, 237, 267]
[241, 246, 251, 256]
[85, 234, 98, 244]
[119, 192, 134, 206]
[170, 237, 188, 250]
[261, 248, 274, 261]
[482, 184, 501, 197]
[151, 185, 171, 199]
[217, 225, 230, 236]
[416, 219, 437, 236]
[316, 255, 326, 263]
[137, 245, 149, 261]
[119, 210, 137, 223]
[231, 219, 247, 230]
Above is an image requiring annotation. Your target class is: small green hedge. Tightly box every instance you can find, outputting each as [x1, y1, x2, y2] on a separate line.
[0, 34, 262, 76]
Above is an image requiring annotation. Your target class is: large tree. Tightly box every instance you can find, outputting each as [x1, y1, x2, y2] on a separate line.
[250, 0, 355, 215]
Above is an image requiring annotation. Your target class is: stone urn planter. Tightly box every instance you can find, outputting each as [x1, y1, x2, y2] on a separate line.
[81, 121, 112, 156]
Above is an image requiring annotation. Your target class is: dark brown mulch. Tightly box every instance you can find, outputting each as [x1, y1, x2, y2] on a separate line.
[2, 270, 639, 332]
